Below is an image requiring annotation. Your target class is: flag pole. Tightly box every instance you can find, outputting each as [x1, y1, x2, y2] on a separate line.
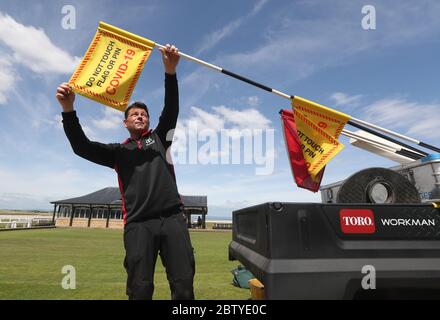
[155, 43, 292, 100]
[156, 43, 440, 154]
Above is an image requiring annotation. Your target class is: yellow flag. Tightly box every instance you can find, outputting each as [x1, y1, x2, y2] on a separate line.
[291, 96, 351, 177]
[69, 22, 156, 111]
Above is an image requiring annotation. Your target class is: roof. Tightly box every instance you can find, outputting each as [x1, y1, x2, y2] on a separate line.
[180, 195, 207, 208]
[51, 187, 207, 209]
[51, 187, 121, 205]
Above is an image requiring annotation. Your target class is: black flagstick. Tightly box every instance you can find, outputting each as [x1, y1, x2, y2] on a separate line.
[155, 43, 440, 155]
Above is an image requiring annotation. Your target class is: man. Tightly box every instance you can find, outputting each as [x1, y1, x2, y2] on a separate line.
[56, 44, 195, 300]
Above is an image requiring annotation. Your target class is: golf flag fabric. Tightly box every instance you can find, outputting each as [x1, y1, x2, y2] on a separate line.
[281, 109, 325, 192]
[291, 96, 351, 176]
[69, 22, 156, 111]
[281, 97, 350, 192]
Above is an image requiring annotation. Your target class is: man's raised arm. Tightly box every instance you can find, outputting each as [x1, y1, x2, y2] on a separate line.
[155, 44, 180, 148]
[56, 83, 117, 169]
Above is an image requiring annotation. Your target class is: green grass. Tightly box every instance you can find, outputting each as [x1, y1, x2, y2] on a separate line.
[0, 228, 250, 300]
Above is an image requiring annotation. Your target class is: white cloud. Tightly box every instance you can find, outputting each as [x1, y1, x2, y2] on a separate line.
[92, 108, 124, 130]
[0, 12, 80, 74]
[178, 105, 271, 134]
[212, 105, 271, 130]
[53, 115, 63, 130]
[0, 12, 80, 104]
[406, 118, 440, 139]
[185, 106, 226, 133]
[251, 0, 269, 14]
[196, 0, 269, 55]
[171, 105, 275, 173]
[362, 98, 440, 140]
[0, 55, 18, 104]
[196, 19, 243, 55]
[247, 96, 260, 107]
[330, 92, 363, 107]
[82, 125, 98, 141]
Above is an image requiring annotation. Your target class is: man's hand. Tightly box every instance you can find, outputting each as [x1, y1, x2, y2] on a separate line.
[56, 83, 75, 112]
[160, 44, 180, 75]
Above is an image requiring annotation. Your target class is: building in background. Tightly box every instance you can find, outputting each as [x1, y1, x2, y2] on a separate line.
[51, 187, 207, 229]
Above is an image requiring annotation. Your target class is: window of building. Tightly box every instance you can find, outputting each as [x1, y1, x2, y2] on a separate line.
[64, 207, 71, 217]
[57, 206, 70, 218]
[109, 209, 122, 220]
[94, 208, 107, 219]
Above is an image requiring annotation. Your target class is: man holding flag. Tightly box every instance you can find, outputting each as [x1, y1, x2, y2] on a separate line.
[55, 44, 195, 300]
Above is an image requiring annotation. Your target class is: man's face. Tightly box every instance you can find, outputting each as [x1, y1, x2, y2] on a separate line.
[124, 107, 150, 135]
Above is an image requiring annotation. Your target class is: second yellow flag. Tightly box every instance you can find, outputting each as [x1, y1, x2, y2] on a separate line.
[291, 96, 351, 177]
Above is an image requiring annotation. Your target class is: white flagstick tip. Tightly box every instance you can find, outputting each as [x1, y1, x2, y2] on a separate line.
[155, 43, 222, 72]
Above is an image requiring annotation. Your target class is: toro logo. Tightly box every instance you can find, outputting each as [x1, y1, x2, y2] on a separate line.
[340, 209, 376, 234]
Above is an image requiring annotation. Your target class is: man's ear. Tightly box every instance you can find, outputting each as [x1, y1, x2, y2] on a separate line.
[123, 119, 128, 128]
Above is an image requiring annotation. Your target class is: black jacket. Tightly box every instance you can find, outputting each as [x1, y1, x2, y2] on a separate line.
[62, 73, 181, 224]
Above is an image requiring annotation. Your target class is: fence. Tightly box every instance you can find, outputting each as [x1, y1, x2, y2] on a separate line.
[0, 217, 54, 231]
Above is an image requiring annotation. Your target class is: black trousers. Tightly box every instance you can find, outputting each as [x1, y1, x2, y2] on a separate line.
[123, 211, 195, 300]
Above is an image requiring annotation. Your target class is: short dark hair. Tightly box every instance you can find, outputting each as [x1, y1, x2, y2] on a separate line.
[124, 102, 149, 119]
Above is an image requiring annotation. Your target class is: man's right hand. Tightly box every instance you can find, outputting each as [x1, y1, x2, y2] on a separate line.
[56, 83, 75, 112]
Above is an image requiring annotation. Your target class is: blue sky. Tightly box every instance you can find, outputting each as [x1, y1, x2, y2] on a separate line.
[0, 0, 439, 217]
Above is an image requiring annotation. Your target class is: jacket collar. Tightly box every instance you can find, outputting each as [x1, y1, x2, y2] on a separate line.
[122, 129, 152, 144]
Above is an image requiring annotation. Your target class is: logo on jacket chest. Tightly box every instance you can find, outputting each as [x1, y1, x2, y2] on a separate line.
[144, 137, 155, 147]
